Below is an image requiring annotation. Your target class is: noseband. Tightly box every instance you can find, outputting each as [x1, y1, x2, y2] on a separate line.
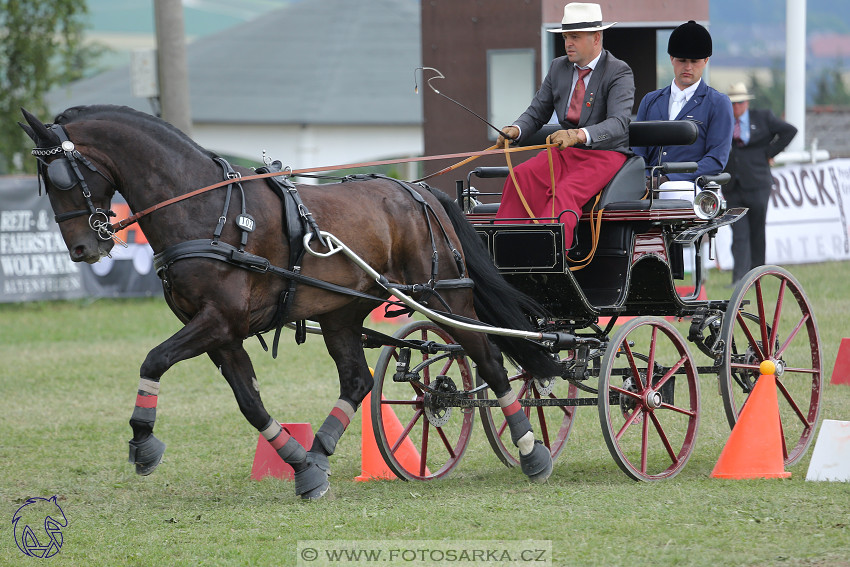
[31, 124, 123, 243]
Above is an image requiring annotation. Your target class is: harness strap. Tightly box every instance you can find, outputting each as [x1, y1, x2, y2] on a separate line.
[504, 137, 541, 224]
[567, 194, 604, 272]
[152, 238, 474, 326]
[111, 144, 557, 232]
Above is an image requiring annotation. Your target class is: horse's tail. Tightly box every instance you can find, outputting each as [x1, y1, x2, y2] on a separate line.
[430, 188, 563, 379]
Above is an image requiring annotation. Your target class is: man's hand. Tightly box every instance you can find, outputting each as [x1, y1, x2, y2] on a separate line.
[499, 126, 519, 146]
[549, 129, 586, 150]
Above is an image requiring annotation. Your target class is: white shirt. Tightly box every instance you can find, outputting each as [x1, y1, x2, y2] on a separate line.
[669, 79, 701, 120]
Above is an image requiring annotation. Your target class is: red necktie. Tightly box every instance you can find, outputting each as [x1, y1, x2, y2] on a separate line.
[733, 118, 743, 147]
[566, 67, 591, 125]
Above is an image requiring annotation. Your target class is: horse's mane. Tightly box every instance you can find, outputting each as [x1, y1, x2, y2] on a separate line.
[53, 105, 215, 158]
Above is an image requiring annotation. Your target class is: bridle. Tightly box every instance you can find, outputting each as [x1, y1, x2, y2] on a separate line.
[31, 124, 124, 244]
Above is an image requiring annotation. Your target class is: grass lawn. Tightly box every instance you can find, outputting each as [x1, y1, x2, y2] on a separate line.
[2, 262, 849, 566]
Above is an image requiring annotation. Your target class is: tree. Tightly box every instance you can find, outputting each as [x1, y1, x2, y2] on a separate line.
[0, 0, 91, 173]
[747, 61, 786, 117]
[813, 63, 850, 107]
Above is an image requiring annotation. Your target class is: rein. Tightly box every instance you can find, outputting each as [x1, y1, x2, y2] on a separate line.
[111, 143, 555, 232]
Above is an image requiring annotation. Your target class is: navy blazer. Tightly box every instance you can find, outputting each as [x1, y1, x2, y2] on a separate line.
[513, 49, 634, 154]
[724, 108, 797, 197]
[632, 81, 734, 181]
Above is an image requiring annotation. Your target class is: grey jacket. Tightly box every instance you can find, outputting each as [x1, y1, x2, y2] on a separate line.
[513, 49, 634, 153]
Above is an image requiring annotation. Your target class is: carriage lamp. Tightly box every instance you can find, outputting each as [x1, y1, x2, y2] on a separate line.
[693, 187, 725, 220]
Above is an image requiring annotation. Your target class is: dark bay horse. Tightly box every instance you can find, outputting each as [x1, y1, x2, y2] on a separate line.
[20, 105, 561, 499]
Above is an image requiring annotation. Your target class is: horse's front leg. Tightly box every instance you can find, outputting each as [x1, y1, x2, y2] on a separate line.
[128, 307, 235, 476]
[208, 345, 330, 500]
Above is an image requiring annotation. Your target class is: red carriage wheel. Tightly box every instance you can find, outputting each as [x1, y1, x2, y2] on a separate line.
[718, 265, 822, 466]
[476, 369, 579, 467]
[598, 317, 700, 481]
[370, 320, 474, 481]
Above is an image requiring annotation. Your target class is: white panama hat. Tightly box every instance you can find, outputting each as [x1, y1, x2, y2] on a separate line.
[727, 82, 756, 103]
[547, 3, 616, 33]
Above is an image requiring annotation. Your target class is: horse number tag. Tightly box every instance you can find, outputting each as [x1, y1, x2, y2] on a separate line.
[236, 214, 256, 232]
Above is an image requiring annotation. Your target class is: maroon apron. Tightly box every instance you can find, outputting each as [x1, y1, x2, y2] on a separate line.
[495, 147, 626, 246]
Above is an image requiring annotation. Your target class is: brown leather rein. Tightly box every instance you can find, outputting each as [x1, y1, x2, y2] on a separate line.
[111, 142, 555, 232]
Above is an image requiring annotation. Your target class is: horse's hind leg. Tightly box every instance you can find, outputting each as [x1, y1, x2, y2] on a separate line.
[446, 326, 553, 483]
[307, 309, 375, 476]
[208, 345, 330, 500]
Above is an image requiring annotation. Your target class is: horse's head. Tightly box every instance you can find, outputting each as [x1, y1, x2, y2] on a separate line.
[19, 108, 120, 263]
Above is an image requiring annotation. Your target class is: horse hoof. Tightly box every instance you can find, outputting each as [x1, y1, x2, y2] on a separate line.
[306, 451, 331, 476]
[295, 462, 330, 500]
[520, 441, 552, 483]
[128, 435, 166, 476]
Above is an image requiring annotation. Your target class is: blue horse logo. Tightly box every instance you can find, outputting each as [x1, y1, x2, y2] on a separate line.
[12, 496, 68, 558]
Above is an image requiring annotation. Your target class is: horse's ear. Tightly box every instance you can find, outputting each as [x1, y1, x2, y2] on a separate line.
[18, 121, 36, 142]
[19, 108, 56, 146]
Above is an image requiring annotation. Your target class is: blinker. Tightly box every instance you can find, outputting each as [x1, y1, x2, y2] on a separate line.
[46, 158, 78, 191]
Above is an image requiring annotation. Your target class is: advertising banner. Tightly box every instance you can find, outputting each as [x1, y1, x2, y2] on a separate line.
[0, 176, 160, 303]
[714, 158, 850, 270]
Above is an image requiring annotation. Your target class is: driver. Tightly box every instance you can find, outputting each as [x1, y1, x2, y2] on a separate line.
[495, 2, 634, 247]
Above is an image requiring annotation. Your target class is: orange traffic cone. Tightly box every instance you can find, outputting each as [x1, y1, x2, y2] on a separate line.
[711, 361, 791, 479]
[355, 391, 429, 481]
[251, 423, 314, 480]
[830, 338, 850, 386]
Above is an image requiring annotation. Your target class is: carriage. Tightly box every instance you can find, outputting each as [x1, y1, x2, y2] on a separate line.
[366, 120, 823, 482]
[21, 105, 822, 499]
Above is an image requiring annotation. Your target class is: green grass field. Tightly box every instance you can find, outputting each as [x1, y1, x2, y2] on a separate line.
[2, 263, 850, 566]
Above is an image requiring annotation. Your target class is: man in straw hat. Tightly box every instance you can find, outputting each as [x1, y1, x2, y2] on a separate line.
[496, 2, 634, 246]
[632, 21, 733, 183]
[723, 82, 797, 285]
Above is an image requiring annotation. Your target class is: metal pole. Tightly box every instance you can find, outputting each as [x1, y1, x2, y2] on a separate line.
[154, 0, 193, 136]
[785, 0, 806, 152]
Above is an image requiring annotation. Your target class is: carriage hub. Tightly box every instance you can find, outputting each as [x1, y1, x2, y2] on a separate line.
[645, 390, 664, 409]
[423, 375, 457, 427]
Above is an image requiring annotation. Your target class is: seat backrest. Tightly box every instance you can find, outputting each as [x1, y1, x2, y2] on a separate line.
[587, 155, 647, 210]
[628, 120, 698, 148]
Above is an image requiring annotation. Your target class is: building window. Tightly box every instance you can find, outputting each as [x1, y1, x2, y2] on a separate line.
[487, 49, 536, 140]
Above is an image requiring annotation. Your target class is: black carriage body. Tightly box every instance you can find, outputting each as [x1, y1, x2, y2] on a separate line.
[471, 208, 702, 320]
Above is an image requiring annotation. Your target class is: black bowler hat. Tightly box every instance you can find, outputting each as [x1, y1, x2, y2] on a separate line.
[667, 20, 712, 59]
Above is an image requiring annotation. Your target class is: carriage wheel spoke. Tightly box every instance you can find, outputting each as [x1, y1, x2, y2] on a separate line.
[755, 280, 771, 355]
[496, 418, 509, 442]
[776, 377, 811, 427]
[391, 409, 423, 455]
[532, 386, 552, 448]
[549, 391, 572, 417]
[622, 341, 645, 390]
[775, 313, 810, 359]
[641, 413, 650, 473]
[735, 311, 765, 360]
[649, 411, 679, 464]
[659, 402, 697, 417]
[440, 357, 454, 377]
[769, 279, 787, 349]
[653, 355, 686, 390]
[610, 385, 641, 400]
[420, 419, 430, 476]
[615, 404, 644, 440]
[435, 424, 456, 459]
[646, 327, 658, 382]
